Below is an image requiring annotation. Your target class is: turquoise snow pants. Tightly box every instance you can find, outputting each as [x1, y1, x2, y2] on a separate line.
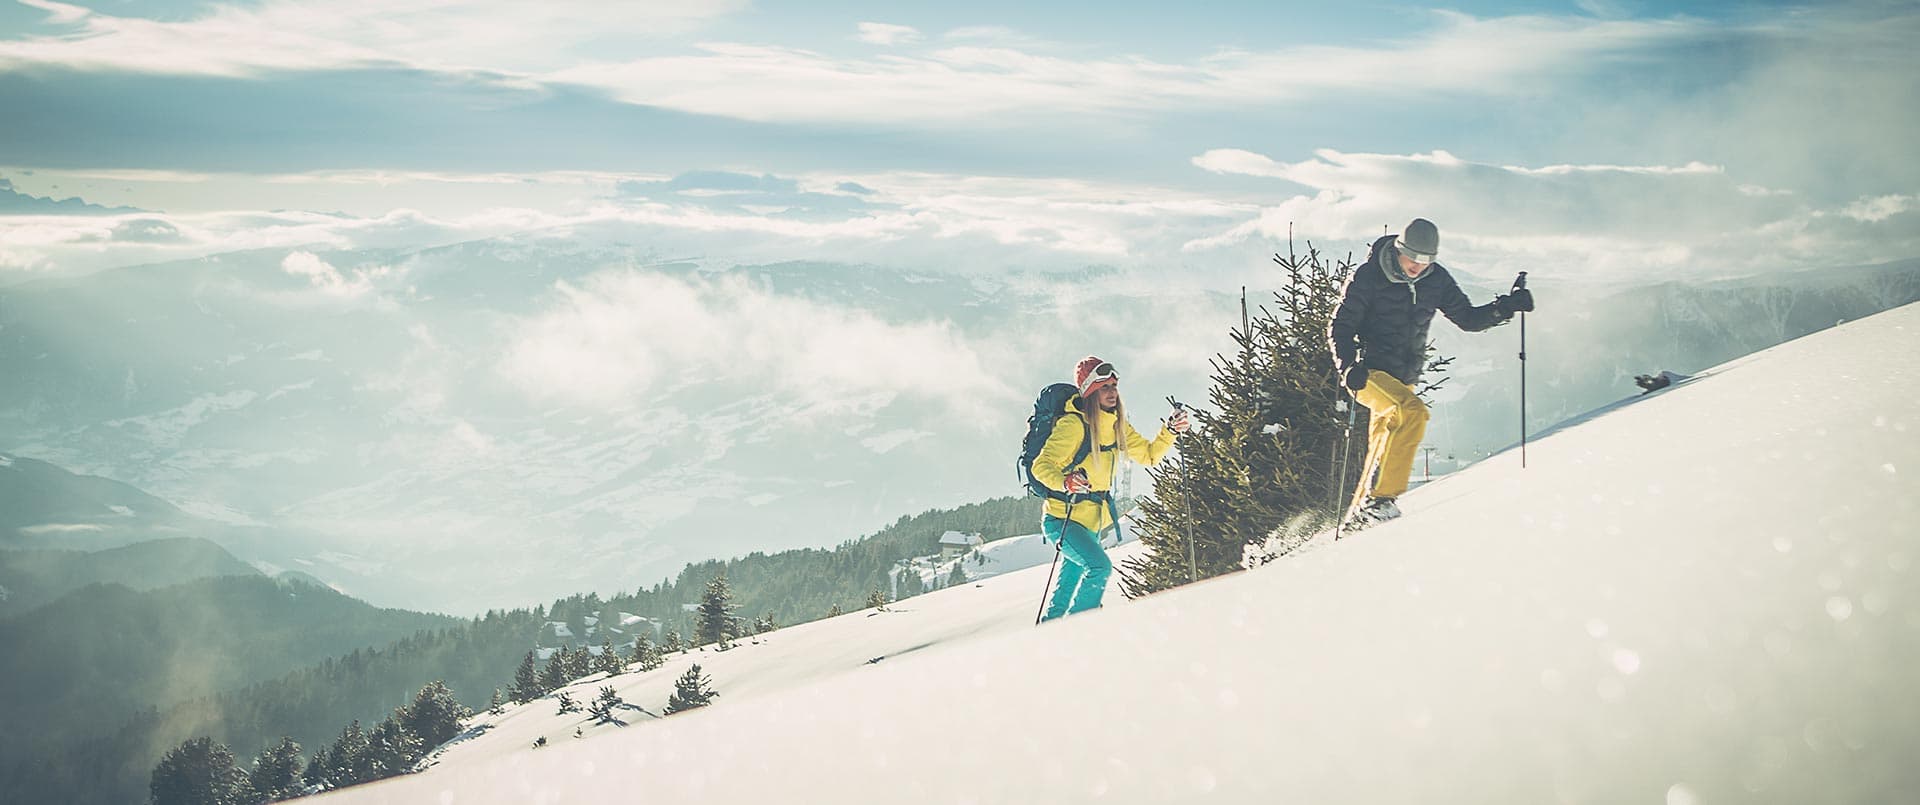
[1040, 515, 1111, 621]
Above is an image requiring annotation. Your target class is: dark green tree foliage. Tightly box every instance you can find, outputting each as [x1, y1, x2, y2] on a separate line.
[1122, 246, 1358, 598]
[6, 605, 543, 805]
[566, 645, 592, 680]
[486, 688, 506, 716]
[595, 639, 624, 676]
[399, 680, 467, 750]
[827, 603, 843, 618]
[9, 497, 1032, 805]
[663, 665, 717, 715]
[895, 567, 925, 599]
[556, 692, 580, 715]
[629, 632, 662, 672]
[694, 574, 738, 649]
[947, 563, 967, 587]
[301, 742, 332, 789]
[246, 736, 303, 803]
[320, 720, 369, 788]
[588, 686, 624, 724]
[361, 714, 421, 780]
[540, 650, 571, 692]
[866, 588, 889, 611]
[150, 737, 255, 805]
[662, 629, 684, 654]
[509, 651, 541, 703]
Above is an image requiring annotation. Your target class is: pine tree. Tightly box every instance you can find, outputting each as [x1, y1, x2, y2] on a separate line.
[662, 629, 684, 654]
[247, 736, 304, 803]
[827, 603, 843, 618]
[663, 664, 718, 714]
[695, 573, 738, 649]
[509, 651, 542, 703]
[556, 691, 581, 714]
[540, 650, 571, 692]
[566, 644, 593, 679]
[325, 720, 371, 787]
[630, 631, 663, 672]
[1121, 244, 1359, 597]
[399, 680, 468, 750]
[302, 744, 332, 790]
[487, 688, 506, 716]
[947, 563, 967, 587]
[866, 588, 888, 611]
[150, 736, 255, 805]
[596, 638, 625, 676]
[362, 713, 423, 780]
[588, 685, 625, 724]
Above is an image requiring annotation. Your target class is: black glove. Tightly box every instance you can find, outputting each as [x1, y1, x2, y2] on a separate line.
[1496, 288, 1534, 314]
[1343, 365, 1368, 392]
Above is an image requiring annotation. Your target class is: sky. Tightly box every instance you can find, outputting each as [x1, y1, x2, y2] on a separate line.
[320, 299, 1920, 805]
[2, 0, 1916, 283]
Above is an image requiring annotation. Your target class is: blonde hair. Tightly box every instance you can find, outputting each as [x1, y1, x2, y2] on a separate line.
[1074, 388, 1126, 477]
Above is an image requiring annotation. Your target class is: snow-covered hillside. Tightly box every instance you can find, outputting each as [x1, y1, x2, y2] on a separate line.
[322, 302, 1920, 804]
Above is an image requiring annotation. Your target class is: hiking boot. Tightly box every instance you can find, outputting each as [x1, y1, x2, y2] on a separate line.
[1356, 496, 1401, 523]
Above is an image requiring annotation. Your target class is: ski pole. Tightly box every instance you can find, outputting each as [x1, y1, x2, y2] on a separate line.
[1513, 272, 1528, 469]
[1336, 399, 1356, 528]
[1167, 396, 1198, 584]
[1035, 495, 1071, 625]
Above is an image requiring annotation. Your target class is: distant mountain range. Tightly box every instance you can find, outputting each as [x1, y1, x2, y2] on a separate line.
[2, 232, 1915, 613]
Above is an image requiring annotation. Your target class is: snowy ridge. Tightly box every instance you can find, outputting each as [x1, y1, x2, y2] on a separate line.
[322, 303, 1920, 804]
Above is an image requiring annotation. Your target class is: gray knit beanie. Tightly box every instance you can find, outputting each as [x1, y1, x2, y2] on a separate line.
[1395, 218, 1439, 259]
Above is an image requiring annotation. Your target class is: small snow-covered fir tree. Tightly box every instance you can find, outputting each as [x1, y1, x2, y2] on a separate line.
[324, 720, 370, 787]
[589, 685, 625, 724]
[947, 563, 967, 587]
[827, 602, 844, 618]
[596, 638, 624, 676]
[695, 574, 738, 649]
[487, 688, 506, 716]
[556, 691, 580, 714]
[662, 628, 684, 654]
[630, 631, 663, 671]
[663, 664, 718, 714]
[540, 650, 571, 691]
[1122, 244, 1359, 597]
[866, 588, 888, 611]
[509, 651, 541, 703]
[150, 736, 254, 805]
[400, 681, 468, 750]
[247, 737, 304, 803]
[362, 714, 422, 780]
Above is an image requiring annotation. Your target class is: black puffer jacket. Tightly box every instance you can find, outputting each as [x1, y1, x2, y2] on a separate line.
[1327, 235, 1510, 385]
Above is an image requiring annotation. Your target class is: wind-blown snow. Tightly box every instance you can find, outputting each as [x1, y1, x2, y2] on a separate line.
[322, 303, 1920, 804]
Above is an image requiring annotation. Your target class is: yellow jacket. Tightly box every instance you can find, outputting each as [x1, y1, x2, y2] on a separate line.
[1031, 397, 1176, 532]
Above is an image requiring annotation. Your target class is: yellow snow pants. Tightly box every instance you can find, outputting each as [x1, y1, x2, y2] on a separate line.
[1352, 370, 1428, 506]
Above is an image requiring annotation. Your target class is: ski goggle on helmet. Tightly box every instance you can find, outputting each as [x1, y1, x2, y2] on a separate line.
[1080, 362, 1118, 394]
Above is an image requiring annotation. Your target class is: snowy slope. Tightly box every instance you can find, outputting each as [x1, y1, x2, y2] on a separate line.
[323, 303, 1920, 804]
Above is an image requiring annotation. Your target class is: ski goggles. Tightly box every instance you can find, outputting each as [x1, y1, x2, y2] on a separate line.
[1080, 362, 1119, 394]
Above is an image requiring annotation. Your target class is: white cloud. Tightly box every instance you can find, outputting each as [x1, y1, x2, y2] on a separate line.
[545, 13, 1695, 126]
[856, 22, 922, 47]
[499, 271, 1016, 416]
[1184, 148, 1920, 279]
[0, 0, 746, 76]
[281, 250, 386, 298]
[1840, 195, 1914, 224]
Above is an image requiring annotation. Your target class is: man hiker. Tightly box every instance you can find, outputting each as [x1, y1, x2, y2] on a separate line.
[1030, 356, 1188, 621]
[1328, 218, 1534, 527]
